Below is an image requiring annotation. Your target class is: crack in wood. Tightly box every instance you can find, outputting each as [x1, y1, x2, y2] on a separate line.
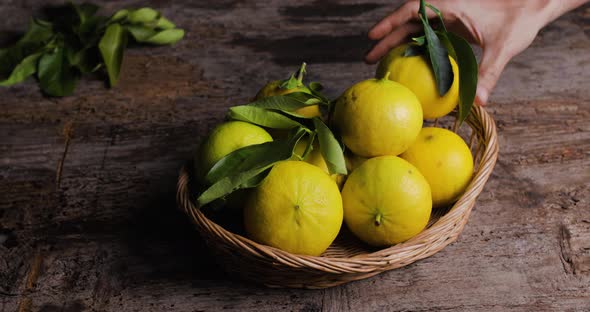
[559, 224, 575, 275]
[55, 121, 74, 188]
[16, 250, 43, 312]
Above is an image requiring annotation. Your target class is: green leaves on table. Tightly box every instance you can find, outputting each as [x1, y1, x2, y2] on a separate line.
[113, 7, 185, 45]
[0, 19, 53, 84]
[0, 2, 184, 96]
[128, 8, 159, 24]
[409, 0, 478, 125]
[99, 23, 127, 87]
[38, 46, 79, 96]
[0, 52, 44, 86]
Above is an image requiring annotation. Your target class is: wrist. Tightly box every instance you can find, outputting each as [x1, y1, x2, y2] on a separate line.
[540, 0, 589, 25]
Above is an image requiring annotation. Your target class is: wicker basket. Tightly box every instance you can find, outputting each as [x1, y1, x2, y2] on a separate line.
[177, 105, 499, 289]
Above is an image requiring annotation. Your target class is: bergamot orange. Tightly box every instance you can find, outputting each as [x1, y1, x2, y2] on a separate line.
[341, 156, 432, 246]
[196, 121, 272, 179]
[244, 161, 343, 256]
[333, 76, 423, 157]
[377, 43, 459, 119]
[400, 127, 473, 207]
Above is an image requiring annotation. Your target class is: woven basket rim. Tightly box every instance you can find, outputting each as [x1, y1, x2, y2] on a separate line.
[177, 105, 499, 274]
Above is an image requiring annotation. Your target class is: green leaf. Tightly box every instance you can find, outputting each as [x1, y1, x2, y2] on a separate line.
[308, 82, 330, 106]
[155, 16, 176, 29]
[307, 81, 331, 105]
[68, 47, 102, 73]
[143, 29, 184, 45]
[419, 0, 453, 96]
[446, 32, 478, 124]
[199, 128, 307, 206]
[197, 166, 270, 207]
[126, 26, 184, 45]
[412, 35, 426, 45]
[0, 19, 54, 77]
[436, 31, 453, 58]
[279, 73, 299, 89]
[110, 9, 129, 22]
[298, 131, 316, 160]
[228, 105, 302, 129]
[38, 47, 79, 96]
[247, 92, 320, 112]
[425, 3, 447, 32]
[71, 2, 104, 38]
[19, 19, 54, 45]
[206, 129, 306, 184]
[125, 25, 157, 42]
[206, 141, 277, 184]
[0, 52, 44, 86]
[99, 23, 127, 87]
[308, 82, 323, 92]
[403, 44, 425, 57]
[72, 3, 99, 24]
[0, 5, 183, 95]
[128, 8, 159, 24]
[313, 118, 347, 175]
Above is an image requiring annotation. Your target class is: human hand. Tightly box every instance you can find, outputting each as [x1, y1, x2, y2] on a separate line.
[365, 0, 576, 105]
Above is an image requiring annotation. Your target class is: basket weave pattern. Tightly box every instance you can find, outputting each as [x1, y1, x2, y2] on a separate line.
[177, 105, 499, 289]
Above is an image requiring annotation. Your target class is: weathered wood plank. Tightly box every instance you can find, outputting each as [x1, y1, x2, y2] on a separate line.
[1, 0, 589, 311]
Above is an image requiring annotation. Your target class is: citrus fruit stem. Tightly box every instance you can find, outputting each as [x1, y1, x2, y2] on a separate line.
[374, 213, 382, 226]
[296, 62, 307, 85]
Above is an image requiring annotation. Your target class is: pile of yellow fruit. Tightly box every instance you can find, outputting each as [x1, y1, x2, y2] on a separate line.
[195, 45, 474, 256]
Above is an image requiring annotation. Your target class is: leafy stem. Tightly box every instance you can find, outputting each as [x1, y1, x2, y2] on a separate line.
[296, 62, 307, 84]
[280, 62, 307, 90]
[418, 0, 453, 96]
[413, 0, 478, 125]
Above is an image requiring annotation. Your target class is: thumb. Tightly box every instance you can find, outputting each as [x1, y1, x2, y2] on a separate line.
[476, 48, 511, 106]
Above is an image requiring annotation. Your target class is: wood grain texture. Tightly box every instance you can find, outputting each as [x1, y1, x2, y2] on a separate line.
[1, 0, 589, 311]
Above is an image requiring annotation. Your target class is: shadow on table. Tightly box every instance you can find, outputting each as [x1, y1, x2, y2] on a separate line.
[232, 34, 373, 66]
[0, 31, 21, 47]
[121, 171, 230, 284]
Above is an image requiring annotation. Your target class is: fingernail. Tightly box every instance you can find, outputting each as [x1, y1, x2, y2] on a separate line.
[364, 49, 376, 64]
[475, 86, 488, 106]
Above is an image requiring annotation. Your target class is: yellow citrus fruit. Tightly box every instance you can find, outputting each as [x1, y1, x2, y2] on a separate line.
[401, 127, 474, 207]
[341, 156, 432, 247]
[333, 77, 423, 157]
[197, 121, 272, 178]
[293, 138, 346, 189]
[244, 161, 343, 256]
[255, 80, 321, 118]
[376, 43, 459, 119]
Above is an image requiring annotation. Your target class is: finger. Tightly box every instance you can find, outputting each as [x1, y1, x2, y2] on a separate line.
[476, 47, 512, 106]
[368, 1, 421, 40]
[365, 23, 422, 64]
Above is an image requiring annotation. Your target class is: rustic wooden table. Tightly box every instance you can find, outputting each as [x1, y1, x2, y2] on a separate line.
[1, 1, 589, 311]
